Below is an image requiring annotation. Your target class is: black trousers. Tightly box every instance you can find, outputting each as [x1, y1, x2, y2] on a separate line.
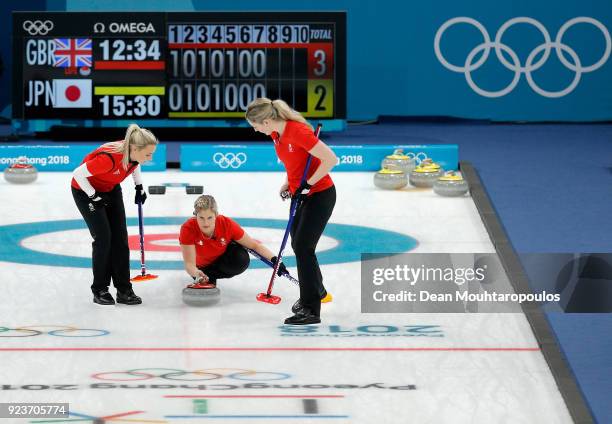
[290, 185, 336, 316]
[199, 242, 250, 283]
[72, 186, 132, 294]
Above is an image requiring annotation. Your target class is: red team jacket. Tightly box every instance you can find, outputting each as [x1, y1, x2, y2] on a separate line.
[179, 215, 245, 267]
[271, 120, 334, 195]
[71, 145, 138, 192]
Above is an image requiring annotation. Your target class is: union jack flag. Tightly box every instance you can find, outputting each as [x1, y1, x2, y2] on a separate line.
[53, 38, 92, 68]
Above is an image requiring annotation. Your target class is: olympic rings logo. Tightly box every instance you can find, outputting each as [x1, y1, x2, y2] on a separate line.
[92, 368, 291, 382]
[0, 325, 109, 337]
[22, 20, 54, 35]
[212, 152, 247, 169]
[407, 152, 428, 164]
[434, 17, 611, 98]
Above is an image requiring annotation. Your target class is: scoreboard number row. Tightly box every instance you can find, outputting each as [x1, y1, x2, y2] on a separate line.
[169, 24, 311, 44]
[169, 49, 266, 78]
[168, 48, 330, 80]
[166, 80, 332, 117]
[169, 82, 265, 112]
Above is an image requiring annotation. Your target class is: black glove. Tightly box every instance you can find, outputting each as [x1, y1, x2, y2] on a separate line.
[135, 184, 147, 205]
[271, 256, 288, 277]
[280, 189, 291, 201]
[89, 191, 110, 207]
[292, 181, 312, 201]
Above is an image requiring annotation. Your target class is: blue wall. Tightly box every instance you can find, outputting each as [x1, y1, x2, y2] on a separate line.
[3, 0, 611, 121]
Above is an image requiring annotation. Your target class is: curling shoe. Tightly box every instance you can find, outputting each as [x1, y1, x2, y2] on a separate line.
[93, 290, 115, 305]
[116, 289, 142, 305]
[284, 308, 321, 325]
[291, 298, 304, 314]
[291, 292, 332, 313]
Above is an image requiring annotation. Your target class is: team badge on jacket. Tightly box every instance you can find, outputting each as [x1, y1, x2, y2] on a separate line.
[220, 237, 227, 246]
[197, 240, 204, 246]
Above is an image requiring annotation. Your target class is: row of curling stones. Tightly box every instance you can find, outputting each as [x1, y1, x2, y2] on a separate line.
[4, 156, 38, 184]
[182, 279, 221, 306]
[374, 158, 443, 190]
[374, 160, 468, 196]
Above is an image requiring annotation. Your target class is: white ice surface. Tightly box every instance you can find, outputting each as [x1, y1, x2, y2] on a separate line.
[0, 171, 571, 423]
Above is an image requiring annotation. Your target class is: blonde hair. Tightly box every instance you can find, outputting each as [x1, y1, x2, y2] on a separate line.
[104, 123, 158, 168]
[193, 195, 218, 216]
[245, 98, 312, 130]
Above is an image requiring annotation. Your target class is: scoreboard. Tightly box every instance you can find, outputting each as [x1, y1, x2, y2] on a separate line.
[12, 12, 346, 122]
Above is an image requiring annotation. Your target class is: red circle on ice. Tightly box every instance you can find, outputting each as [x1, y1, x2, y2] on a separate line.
[65, 85, 81, 102]
[128, 234, 180, 252]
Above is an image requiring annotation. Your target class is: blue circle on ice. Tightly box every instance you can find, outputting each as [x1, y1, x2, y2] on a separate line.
[0, 217, 417, 269]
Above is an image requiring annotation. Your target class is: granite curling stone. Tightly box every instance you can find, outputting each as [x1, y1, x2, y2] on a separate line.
[182, 282, 221, 306]
[409, 160, 444, 188]
[373, 168, 408, 190]
[433, 171, 469, 197]
[381, 149, 417, 173]
[4, 157, 38, 184]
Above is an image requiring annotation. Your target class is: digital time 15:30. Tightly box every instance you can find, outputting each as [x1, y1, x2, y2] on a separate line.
[99, 95, 161, 117]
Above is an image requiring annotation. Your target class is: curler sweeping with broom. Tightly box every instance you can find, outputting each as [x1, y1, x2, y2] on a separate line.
[246, 98, 337, 325]
[71, 124, 158, 306]
[179, 195, 286, 286]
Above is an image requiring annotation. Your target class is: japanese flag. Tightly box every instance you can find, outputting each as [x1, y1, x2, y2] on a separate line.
[53, 79, 92, 108]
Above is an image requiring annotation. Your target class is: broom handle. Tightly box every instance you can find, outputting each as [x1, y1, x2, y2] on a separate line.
[137, 200, 146, 276]
[246, 247, 300, 286]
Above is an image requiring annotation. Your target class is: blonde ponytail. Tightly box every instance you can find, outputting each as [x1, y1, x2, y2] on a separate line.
[245, 98, 312, 130]
[105, 123, 158, 168]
